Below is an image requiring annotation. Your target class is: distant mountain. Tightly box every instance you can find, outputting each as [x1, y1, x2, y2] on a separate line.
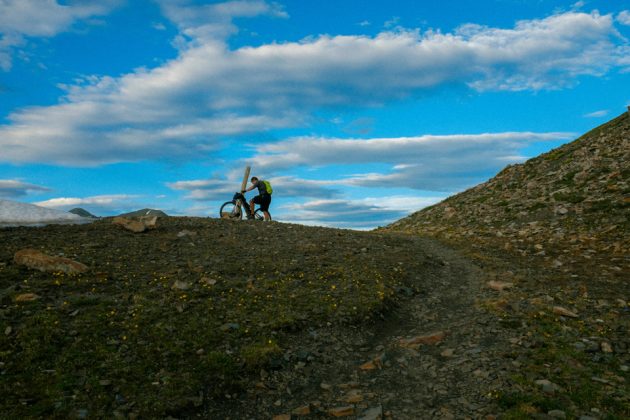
[118, 208, 168, 218]
[69, 208, 97, 218]
[385, 111, 629, 271]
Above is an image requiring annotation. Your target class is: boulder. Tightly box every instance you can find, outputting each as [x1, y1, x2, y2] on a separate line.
[112, 216, 157, 233]
[14, 249, 88, 274]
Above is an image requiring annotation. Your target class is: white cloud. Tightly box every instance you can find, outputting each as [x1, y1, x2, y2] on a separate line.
[157, 0, 288, 42]
[0, 11, 625, 165]
[572, 1, 586, 10]
[618, 11, 630, 25]
[249, 131, 573, 191]
[584, 109, 609, 118]
[35, 194, 139, 215]
[167, 175, 338, 201]
[279, 199, 404, 229]
[278, 195, 445, 229]
[0, 179, 51, 198]
[384, 16, 401, 29]
[0, 0, 120, 70]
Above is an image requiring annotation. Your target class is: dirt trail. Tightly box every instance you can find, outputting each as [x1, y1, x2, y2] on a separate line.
[209, 236, 509, 419]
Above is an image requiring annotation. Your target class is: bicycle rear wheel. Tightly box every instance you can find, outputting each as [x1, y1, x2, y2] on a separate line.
[253, 209, 265, 221]
[220, 201, 242, 220]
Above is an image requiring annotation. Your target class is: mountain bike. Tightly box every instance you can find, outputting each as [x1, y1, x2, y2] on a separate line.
[219, 192, 266, 220]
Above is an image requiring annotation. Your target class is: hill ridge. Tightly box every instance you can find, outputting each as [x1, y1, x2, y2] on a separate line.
[385, 111, 629, 282]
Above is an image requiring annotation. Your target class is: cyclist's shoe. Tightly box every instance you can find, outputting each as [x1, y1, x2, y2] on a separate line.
[246, 215, 254, 220]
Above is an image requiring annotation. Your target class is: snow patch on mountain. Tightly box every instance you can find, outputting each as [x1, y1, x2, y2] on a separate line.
[0, 199, 91, 227]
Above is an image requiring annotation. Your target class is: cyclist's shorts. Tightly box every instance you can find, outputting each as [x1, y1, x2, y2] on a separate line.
[253, 194, 271, 212]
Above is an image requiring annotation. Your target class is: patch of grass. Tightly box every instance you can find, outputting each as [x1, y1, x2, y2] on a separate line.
[493, 309, 630, 418]
[557, 170, 579, 187]
[1, 219, 416, 418]
[552, 191, 585, 203]
[544, 148, 568, 161]
[240, 340, 282, 370]
[527, 202, 547, 211]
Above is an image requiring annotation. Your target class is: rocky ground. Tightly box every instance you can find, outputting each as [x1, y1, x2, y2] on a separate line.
[0, 217, 504, 419]
[2, 216, 627, 419]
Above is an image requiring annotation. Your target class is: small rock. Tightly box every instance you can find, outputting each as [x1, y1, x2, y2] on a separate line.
[328, 406, 354, 417]
[552, 306, 578, 318]
[486, 281, 514, 291]
[292, 405, 311, 415]
[555, 206, 568, 215]
[399, 331, 445, 348]
[359, 354, 385, 370]
[320, 382, 332, 391]
[591, 376, 612, 385]
[344, 391, 363, 403]
[272, 415, 290, 420]
[620, 365, 629, 372]
[535, 379, 562, 394]
[177, 230, 197, 238]
[171, 280, 190, 290]
[359, 405, 383, 420]
[219, 323, 240, 332]
[14, 293, 40, 303]
[440, 348, 454, 357]
[548, 410, 566, 418]
[600, 342, 613, 353]
[99, 380, 112, 386]
[201, 277, 217, 286]
[4, 326, 12, 335]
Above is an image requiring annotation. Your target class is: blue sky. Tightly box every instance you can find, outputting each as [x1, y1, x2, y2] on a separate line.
[1, 0, 629, 228]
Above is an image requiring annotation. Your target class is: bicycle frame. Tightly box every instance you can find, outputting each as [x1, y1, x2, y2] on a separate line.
[232, 192, 253, 218]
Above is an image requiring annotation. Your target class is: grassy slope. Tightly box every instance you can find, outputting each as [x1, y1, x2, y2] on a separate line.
[0, 218, 422, 418]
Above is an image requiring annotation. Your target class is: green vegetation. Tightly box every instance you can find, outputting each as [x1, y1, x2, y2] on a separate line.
[0, 220, 414, 418]
[552, 191, 585, 203]
[480, 284, 629, 420]
[496, 312, 629, 418]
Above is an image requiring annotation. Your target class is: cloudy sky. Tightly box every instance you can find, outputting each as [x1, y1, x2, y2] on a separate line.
[1, 0, 629, 228]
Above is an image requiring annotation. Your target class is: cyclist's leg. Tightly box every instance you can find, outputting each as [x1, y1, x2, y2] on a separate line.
[262, 196, 271, 221]
[250, 195, 261, 219]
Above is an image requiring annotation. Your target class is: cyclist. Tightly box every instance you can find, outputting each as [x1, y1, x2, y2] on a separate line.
[242, 176, 272, 221]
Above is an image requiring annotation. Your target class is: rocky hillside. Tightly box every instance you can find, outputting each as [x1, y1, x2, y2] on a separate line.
[386, 111, 629, 285]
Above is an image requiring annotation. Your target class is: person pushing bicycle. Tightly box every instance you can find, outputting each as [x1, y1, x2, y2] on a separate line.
[242, 176, 272, 221]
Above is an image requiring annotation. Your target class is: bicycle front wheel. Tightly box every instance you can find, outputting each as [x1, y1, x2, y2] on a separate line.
[220, 201, 242, 220]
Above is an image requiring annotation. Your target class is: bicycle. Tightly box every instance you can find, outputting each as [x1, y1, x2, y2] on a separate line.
[219, 192, 267, 220]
